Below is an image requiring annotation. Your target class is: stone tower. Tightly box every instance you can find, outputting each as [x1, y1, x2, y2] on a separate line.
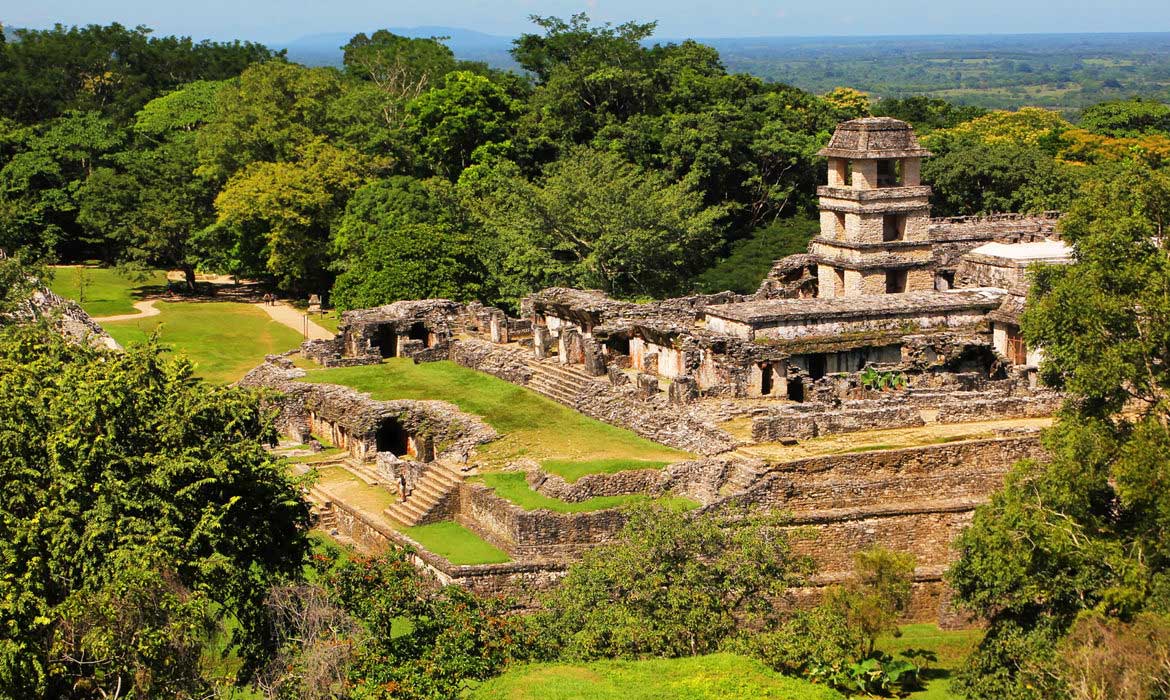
[812, 117, 933, 298]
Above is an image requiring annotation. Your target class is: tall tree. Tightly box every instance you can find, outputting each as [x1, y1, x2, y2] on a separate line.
[0, 323, 310, 699]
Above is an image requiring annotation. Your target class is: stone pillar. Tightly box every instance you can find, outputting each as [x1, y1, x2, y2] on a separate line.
[489, 311, 509, 344]
[583, 339, 607, 377]
[643, 352, 659, 375]
[533, 325, 548, 359]
[669, 376, 697, 404]
[636, 372, 660, 399]
[608, 366, 630, 386]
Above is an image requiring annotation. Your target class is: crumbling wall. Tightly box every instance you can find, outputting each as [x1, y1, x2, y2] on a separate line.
[751, 402, 924, 441]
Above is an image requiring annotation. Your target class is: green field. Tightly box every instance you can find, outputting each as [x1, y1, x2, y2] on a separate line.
[874, 623, 983, 700]
[48, 265, 167, 316]
[470, 653, 844, 700]
[476, 472, 697, 513]
[298, 361, 689, 470]
[401, 521, 511, 565]
[104, 302, 304, 383]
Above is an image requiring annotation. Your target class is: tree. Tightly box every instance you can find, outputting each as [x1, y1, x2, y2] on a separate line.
[947, 161, 1170, 700]
[465, 148, 727, 302]
[342, 30, 457, 129]
[824, 547, 916, 655]
[512, 13, 657, 85]
[212, 140, 375, 292]
[0, 323, 310, 699]
[871, 96, 986, 133]
[331, 176, 489, 310]
[404, 71, 520, 179]
[535, 503, 809, 660]
[1080, 98, 1170, 137]
[260, 548, 528, 700]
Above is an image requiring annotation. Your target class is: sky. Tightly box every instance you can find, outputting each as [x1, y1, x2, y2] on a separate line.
[4, 0, 1169, 45]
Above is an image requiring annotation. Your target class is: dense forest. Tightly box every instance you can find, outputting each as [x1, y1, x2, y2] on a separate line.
[3, 18, 1170, 310]
[4, 15, 1170, 700]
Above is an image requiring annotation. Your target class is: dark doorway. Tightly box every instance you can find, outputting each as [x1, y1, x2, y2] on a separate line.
[882, 214, 906, 242]
[407, 322, 429, 346]
[807, 354, 827, 380]
[608, 335, 631, 355]
[759, 363, 774, 396]
[787, 378, 805, 402]
[372, 324, 397, 358]
[375, 419, 409, 456]
[886, 270, 908, 294]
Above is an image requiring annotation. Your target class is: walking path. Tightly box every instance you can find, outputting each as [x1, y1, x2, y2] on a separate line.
[93, 299, 161, 323]
[255, 301, 335, 340]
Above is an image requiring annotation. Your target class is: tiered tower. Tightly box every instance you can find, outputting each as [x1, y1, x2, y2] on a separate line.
[812, 117, 933, 298]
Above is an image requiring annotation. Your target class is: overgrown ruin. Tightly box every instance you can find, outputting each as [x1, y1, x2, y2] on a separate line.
[246, 117, 1071, 621]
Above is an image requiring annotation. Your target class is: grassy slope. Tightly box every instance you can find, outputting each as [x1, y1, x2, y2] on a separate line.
[476, 472, 698, 513]
[402, 521, 511, 565]
[48, 265, 168, 316]
[470, 653, 844, 700]
[298, 361, 688, 469]
[104, 302, 304, 384]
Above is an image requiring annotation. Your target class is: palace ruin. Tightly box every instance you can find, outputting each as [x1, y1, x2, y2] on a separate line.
[246, 117, 1070, 621]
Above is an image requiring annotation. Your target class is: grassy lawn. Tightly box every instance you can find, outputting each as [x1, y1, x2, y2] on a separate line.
[542, 458, 672, 483]
[875, 623, 983, 700]
[470, 653, 844, 700]
[104, 302, 304, 383]
[476, 472, 698, 513]
[401, 521, 510, 565]
[312, 465, 399, 512]
[48, 265, 168, 316]
[298, 360, 689, 469]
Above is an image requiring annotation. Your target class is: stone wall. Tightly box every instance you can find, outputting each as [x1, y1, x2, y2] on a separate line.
[451, 339, 737, 455]
[458, 483, 629, 558]
[936, 393, 1063, 423]
[751, 402, 924, 441]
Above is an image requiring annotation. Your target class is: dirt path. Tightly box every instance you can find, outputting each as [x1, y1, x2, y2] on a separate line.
[93, 300, 161, 323]
[255, 301, 335, 340]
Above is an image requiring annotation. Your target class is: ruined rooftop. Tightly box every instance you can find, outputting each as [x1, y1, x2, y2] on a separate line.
[705, 289, 1005, 325]
[817, 117, 932, 160]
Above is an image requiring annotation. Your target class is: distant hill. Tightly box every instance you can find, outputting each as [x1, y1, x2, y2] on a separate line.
[280, 26, 516, 68]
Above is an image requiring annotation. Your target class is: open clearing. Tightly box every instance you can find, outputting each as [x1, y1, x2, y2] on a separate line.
[875, 623, 983, 700]
[48, 265, 167, 316]
[298, 360, 690, 470]
[469, 653, 844, 700]
[104, 302, 303, 383]
[401, 521, 511, 565]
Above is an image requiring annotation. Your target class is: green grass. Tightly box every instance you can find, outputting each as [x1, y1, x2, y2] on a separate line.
[298, 360, 689, 469]
[104, 301, 304, 383]
[541, 458, 672, 483]
[874, 623, 983, 700]
[476, 472, 698, 513]
[48, 265, 168, 317]
[401, 521, 511, 565]
[470, 653, 845, 700]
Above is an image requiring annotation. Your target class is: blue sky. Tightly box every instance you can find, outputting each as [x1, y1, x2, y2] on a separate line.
[5, 0, 1169, 44]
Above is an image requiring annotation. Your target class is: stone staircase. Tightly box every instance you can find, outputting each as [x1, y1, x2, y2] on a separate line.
[315, 501, 339, 532]
[526, 360, 599, 405]
[383, 462, 466, 528]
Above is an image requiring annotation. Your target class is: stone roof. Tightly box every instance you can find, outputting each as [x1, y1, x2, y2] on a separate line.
[817, 117, 932, 160]
[704, 289, 1004, 326]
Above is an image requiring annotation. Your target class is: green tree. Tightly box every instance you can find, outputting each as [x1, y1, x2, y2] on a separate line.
[0, 323, 310, 699]
[535, 504, 809, 660]
[331, 176, 489, 310]
[404, 71, 520, 179]
[342, 30, 458, 129]
[1080, 98, 1170, 138]
[947, 161, 1170, 700]
[465, 148, 726, 302]
[211, 140, 375, 292]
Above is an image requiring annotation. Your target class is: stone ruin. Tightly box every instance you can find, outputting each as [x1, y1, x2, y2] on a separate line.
[0, 251, 119, 350]
[254, 117, 1072, 622]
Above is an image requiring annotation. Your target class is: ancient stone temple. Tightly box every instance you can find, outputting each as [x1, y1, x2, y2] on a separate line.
[813, 117, 935, 297]
[249, 116, 1075, 620]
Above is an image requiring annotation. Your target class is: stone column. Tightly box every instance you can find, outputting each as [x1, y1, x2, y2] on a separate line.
[533, 325, 548, 359]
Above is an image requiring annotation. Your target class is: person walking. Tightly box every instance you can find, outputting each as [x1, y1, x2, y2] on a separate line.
[398, 473, 408, 502]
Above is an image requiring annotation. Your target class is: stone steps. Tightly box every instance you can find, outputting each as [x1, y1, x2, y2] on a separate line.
[526, 359, 599, 405]
[383, 462, 465, 528]
[340, 459, 383, 486]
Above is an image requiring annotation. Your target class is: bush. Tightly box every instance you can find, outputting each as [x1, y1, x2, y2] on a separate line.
[693, 217, 819, 294]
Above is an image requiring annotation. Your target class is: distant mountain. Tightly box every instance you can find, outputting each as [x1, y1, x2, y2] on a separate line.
[280, 26, 516, 68]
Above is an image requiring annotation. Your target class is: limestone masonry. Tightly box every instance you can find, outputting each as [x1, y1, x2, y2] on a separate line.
[246, 118, 1069, 623]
